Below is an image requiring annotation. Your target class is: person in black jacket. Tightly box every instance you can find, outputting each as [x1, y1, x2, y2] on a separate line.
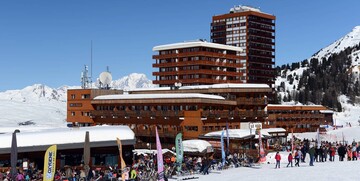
[337, 144, 346, 161]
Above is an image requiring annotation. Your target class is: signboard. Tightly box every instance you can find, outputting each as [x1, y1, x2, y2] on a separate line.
[249, 122, 262, 129]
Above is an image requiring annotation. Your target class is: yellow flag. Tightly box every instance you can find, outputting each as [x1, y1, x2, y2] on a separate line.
[43, 145, 57, 181]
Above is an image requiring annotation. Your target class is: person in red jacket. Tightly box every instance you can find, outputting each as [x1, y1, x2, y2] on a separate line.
[329, 146, 336, 162]
[286, 153, 293, 167]
[275, 152, 281, 169]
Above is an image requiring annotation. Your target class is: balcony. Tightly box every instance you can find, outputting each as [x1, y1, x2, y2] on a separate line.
[153, 60, 245, 68]
[236, 97, 267, 105]
[153, 69, 241, 77]
[153, 78, 242, 85]
[201, 110, 268, 120]
[248, 24, 275, 33]
[153, 51, 242, 60]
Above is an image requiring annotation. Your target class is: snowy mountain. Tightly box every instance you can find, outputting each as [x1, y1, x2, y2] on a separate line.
[312, 26, 360, 62]
[276, 26, 360, 94]
[0, 73, 155, 128]
[275, 26, 360, 127]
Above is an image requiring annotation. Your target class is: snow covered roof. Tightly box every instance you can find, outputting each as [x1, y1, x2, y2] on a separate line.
[132, 149, 175, 156]
[203, 129, 271, 139]
[262, 128, 287, 133]
[320, 110, 334, 114]
[94, 93, 225, 100]
[153, 41, 243, 52]
[183, 139, 213, 153]
[0, 125, 135, 154]
[129, 83, 270, 92]
[230, 5, 261, 13]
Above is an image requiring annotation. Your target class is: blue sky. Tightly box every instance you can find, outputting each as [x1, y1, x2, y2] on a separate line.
[0, 0, 359, 91]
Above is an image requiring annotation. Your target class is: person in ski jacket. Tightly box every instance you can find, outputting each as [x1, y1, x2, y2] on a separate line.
[337, 144, 346, 161]
[329, 146, 336, 162]
[294, 150, 301, 167]
[308, 144, 315, 166]
[275, 152, 281, 169]
[286, 153, 293, 167]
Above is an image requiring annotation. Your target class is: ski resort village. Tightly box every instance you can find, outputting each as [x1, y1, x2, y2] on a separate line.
[1, 2, 360, 181]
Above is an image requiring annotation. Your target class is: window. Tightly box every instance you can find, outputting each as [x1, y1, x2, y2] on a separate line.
[71, 112, 75, 116]
[81, 94, 91, 99]
[69, 103, 82, 107]
[71, 94, 75, 99]
[184, 126, 198, 132]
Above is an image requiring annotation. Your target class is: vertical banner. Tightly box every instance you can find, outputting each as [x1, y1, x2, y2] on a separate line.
[11, 132, 18, 181]
[291, 129, 294, 154]
[43, 145, 57, 181]
[175, 133, 183, 171]
[155, 128, 164, 181]
[116, 138, 127, 181]
[221, 130, 225, 167]
[226, 122, 230, 154]
[258, 129, 266, 163]
[83, 131, 90, 177]
[317, 128, 321, 149]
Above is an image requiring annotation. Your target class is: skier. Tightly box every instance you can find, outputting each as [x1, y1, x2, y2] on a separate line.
[275, 152, 281, 169]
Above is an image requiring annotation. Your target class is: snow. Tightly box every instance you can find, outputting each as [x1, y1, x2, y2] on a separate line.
[262, 128, 287, 133]
[129, 83, 270, 92]
[182, 139, 213, 153]
[94, 93, 225, 100]
[133, 149, 175, 156]
[312, 26, 360, 61]
[204, 129, 271, 139]
[0, 125, 135, 149]
[174, 152, 360, 181]
[153, 40, 243, 52]
[275, 26, 360, 101]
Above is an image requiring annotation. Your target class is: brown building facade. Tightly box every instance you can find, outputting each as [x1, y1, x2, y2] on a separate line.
[266, 104, 334, 133]
[152, 41, 245, 87]
[67, 84, 271, 148]
[211, 5, 276, 86]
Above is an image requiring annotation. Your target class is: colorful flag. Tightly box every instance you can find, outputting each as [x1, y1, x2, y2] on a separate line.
[258, 129, 266, 163]
[221, 130, 225, 167]
[43, 145, 57, 181]
[11, 131, 18, 181]
[156, 128, 165, 181]
[291, 129, 294, 154]
[226, 122, 230, 153]
[175, 133, 183, 171]
[116, 138, 126, 181]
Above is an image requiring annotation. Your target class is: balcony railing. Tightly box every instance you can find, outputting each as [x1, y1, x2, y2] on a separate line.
[153, 60, 244, 68]
[153, 51, 242, 60]
[201, 110, 267, 119]
[236, 98, 267, 105]
[91, 110, 184, 119]
[153, 69, 241, 77]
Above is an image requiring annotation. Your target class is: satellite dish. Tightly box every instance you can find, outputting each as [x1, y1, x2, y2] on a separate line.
[99, 71, 112, 86]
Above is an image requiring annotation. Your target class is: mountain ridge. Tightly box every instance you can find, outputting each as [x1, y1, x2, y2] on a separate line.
[0, 73, 155, 127]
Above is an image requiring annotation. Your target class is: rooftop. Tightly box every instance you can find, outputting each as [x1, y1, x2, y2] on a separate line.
[153, 40, 243, 52]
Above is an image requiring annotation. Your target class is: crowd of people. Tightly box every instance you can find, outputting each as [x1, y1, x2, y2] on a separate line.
[274, 138, 360, 169]
[1, 139, 359, 180]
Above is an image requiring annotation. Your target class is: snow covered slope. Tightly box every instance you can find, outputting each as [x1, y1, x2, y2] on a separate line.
[312, 26, 360, 61]
[0, 73, 155, 128]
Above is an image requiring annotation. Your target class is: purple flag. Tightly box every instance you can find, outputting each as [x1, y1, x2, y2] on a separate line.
[155, 128, 164, 181]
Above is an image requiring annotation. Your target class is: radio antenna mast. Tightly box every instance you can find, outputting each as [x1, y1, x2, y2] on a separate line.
[90, 40, 93, 87]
